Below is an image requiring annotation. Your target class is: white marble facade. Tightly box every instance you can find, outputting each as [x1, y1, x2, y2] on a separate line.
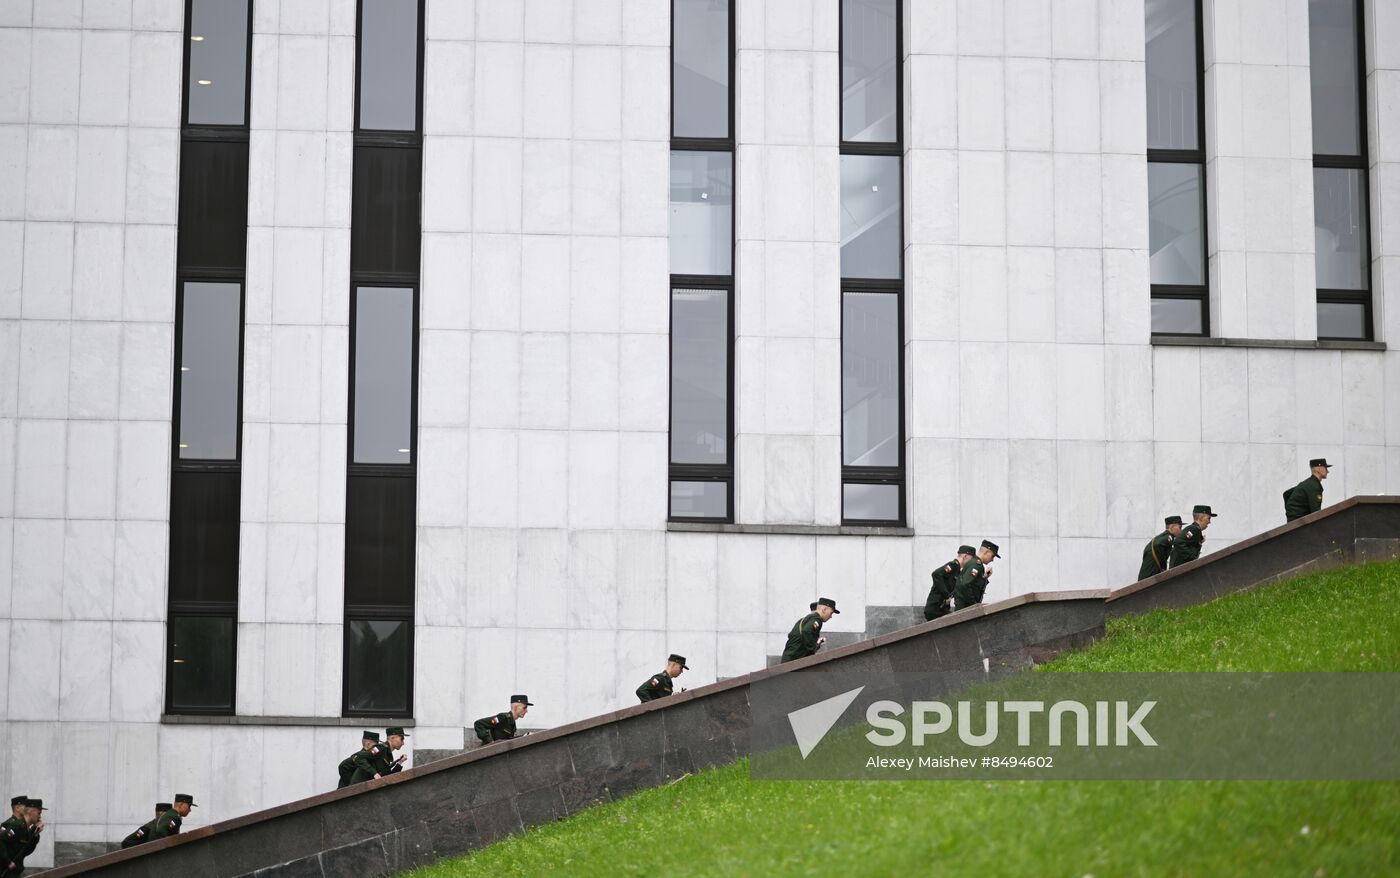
[2, 0, 1400, 863]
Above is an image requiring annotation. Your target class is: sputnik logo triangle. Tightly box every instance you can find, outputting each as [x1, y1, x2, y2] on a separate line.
[787, 686, 865, 759]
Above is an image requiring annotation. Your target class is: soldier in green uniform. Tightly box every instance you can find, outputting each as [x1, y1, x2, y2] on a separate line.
[121, 795, 191, 849]
[1167, 505, 1216, 567]
[118, 803, 170, 851]
[473, 695, 532, 746]
[1138, 515, 1182, 580]
[924, 546, 975, 620]
[15, 799, 43, 872]
[381, 727, 410, 776]
[2, 795, 27, 875]
[636, 654, 688, 702]
[349, 731, 398, 784]
[1283, 458, 1330, 521]
[337, 731, 385, 788]
[154, 802, 172, 820]
[952, 541, 999, 610]
[780, 598, 839, 663]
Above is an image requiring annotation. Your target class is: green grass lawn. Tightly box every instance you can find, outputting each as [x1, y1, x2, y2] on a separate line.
[410, 559, 1400, 878]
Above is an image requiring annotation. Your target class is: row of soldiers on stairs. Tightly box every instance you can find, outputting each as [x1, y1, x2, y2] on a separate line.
[2, 796, 44, 876]
[1138, 459, 1332, 580]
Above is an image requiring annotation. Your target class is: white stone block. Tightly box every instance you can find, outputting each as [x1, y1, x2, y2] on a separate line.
[524, 0, 571, 43]
[959, 342, 1010, 438]
[275, 36, 329, 132]
[716, 632, 767, 678]
[618, 334, 667, 431]
[116, 420, 169, 520]
[765, 51, 813, 145]
[1005, 0, 1051, 56]
[1054, 248, 1104, 343]
[1104, 440, 1155, 538]
[0, 127, 28, 219]
[621, 140, 668, 236]
[1201, 442, 1252, 540]
[1005, 246, 1055, 342]
[958, 151, 1006, 246]
[571, 140, 621, 235]
[423, 41, 474, 137]
[907, 0, 955, 55]
[475, 42, 524, 137]
[1008, 342, 1057, 439]
[957, 0, 1002, 54]
[1057, 537, 1108, 590]
[714, 536, 765, 632]
[415, 627, 467, 725]
[16, 418, 66, 516]
[570, 236, 621, 332]
[906, 341, 960, 438]
[1053, 153, 1102, 248]
[1341, 353, 1385, 445]
[1101, 247, 1149, 344]
[1104, 343, 1153, 442]
[958, 439, 1010, 534]
[477, 0, 523, 41]
[28, 29, 81, 124]
[261, 623, 317, 715]
[1051, 0, 1098, 58]
[418, 330, 471, 427]
[20, 221, 75, 319]
[416, 426, 471, 527]
[266, 424, 320, 523]
[764, 434, 814, 524]
[127, 30, 181, 127]
[515, 629, 566, 726]
[264, 523, 318, 623]
[8, 620, 60, 719]
[515, 428, 568, 526]
[1289, 350, 1344, 446]
[464, 627, 517, 718]
[1101, 153, 1146, 250]
[66, 420, 118, 519]
[764, 337, 814, 434]
[519, 332, 570, 428]
[617, 530, 665, 630]
[907, 244, 958, 341]
[26, 126, 79, 220]
[17, 323, 70, 419]
[516, 528, 567, 627]
[421, 136, 472, 232]
[269, 325, 321, 423]
[0, 30, 30, 123]
[1056, 345, 1106, 440]
[75, 127, 129, 224]
[428, 0, 475, 39]
[1099, 60, 1146, 155]
[1005, 58, 1053, 151]
[1052, 60, 1100, 153]
[568, 431, 618, 528]
[0, 223, 20, 316]
[568, 529, 619, 628]
[763, 534, 814, 629]
[761, 144, 813, 242]
[121, 222, 176, 320]
[421, 233, 472, 330]
[107, 622, 161, 720]
[464, 529, 518, 629]
[473, 139, 524, 233]
[1057, 440, 1107, 537]
[1246, 348, 1296, 444]
[58, 620, 112, 720]
[118, 322, 173, 421]
[113, 520, 166, 621]
[520, 234, 571, 330]
[569, 332, 620, 429]
[71, 224, 123, 321]
[623, 0, 667, 46]
[1006, 152, 1054, 247]
[13, 519, 65, 616]
[522, 139, 572, 231]
[469, 233, 522, 330]
[1008, 439, 1058, 537]
[467, 428, 520, 527]
[815, 537, 864, 608]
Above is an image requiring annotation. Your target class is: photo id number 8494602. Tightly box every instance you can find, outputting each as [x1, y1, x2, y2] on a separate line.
[983, 756, 1054, 768]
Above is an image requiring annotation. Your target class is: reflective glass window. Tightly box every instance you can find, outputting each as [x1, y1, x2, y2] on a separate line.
[179, 282, 242, 460]
[187, 0, 250, 125]
[1313, 167, 1368, 290]
[673, 0, 730, 138]
[1150, 296, 1205, 335]
[670, 152, 733, 275]
[168, 615, 235, 711]
[1316, 301, 1367, 339]
[1145, 0, 1199, 150]
[1308, 0, 1362, 156]
[840, 155, 901, 279]
[842, 291, 899, 467]
[353, 287, 415, 465]
[842, 0, 898, 143]
[345, 619, 411, 714]
[670, 481, 728, 519]
[359, 0, 420, 131]
[843, 483, 900, 522]
[671, 288, 729, 465]
[1148, 162, 1205, 286]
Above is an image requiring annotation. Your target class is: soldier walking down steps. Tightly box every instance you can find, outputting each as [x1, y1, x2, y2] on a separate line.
[473, 695, 533, 746]
[1283, 458, 1331, 522]
[1168, 505, 1217, 568]
[1138, 515, 1183, 580]
[780, 598, 839, 663]
[925, 546, 974, 620]
[636, 654, 689, 702]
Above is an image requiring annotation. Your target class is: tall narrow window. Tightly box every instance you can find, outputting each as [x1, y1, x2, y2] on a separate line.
[166, 0, 253, 716]
[1145, 0, 1208, 336]
[840, 0, 904, 525]
[669, 0, 734, 521]
[344, 0, 422, 717]
[1309, 0, 1372, 339]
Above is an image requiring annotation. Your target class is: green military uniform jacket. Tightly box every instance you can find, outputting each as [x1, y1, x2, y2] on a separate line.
[1167, 522, 1205, 567]
[1138, 530, 1174, 580]
[780, 612, 823, 663]
[952, 558, 987, 609]
[923, 559, 962, 620]
[636, 670, 674, 702]
[1, 815, 27, 869]
[1284, 475, 1323, 522]
[121, 810, 181, 849]
[474, 712, 517, 744]
[349, 740, 395, 784]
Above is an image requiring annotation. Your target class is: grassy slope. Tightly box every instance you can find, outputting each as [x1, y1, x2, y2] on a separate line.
[410, 559, 1400, 878]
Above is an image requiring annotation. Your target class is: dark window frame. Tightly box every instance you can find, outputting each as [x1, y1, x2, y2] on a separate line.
[343, 0, 424, 719]
[1311, 0, 1373, 341]
[668, 0, 736, 523]
[1147, 0, 1210, 338]
[838, 0, 906, 526]
[165, 0, 254, 717]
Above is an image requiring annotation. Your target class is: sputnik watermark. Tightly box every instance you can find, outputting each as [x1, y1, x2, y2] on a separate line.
[864, 699, 1157, 748]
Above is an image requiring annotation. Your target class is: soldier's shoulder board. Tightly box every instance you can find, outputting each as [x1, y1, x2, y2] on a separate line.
[650, 677, 659, 686]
